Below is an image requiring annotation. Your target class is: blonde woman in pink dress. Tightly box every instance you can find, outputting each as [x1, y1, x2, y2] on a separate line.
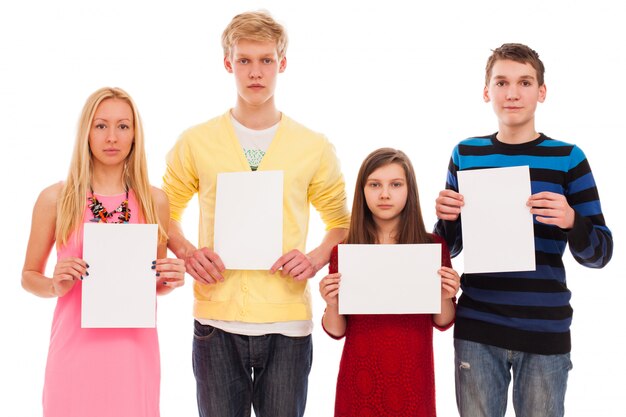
[22, 87, 185, 417]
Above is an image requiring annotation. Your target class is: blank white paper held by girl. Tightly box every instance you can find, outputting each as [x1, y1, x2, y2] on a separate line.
[338, 244, 441, 315]
[214, 170, 283, 270]
[82, 223, 158, 328]
[457, 165, 536, 274]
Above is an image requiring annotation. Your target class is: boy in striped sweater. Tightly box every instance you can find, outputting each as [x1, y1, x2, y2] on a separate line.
[434, 43, 613, 417]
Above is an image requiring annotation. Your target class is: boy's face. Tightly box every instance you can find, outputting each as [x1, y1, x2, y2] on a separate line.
[483, 59, 546, 130]
[224, 39, 286, 109]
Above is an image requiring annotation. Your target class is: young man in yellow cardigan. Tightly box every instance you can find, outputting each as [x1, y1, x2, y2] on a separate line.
[162, 11, 349, 417]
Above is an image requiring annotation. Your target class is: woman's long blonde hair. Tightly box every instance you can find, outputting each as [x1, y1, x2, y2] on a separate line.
[56, 87, 165, 245]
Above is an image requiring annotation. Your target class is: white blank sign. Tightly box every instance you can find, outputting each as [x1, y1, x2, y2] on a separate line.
[338, 244, 441, 315]
[214, 170, 283, 270]
[458, 165, 536, 273]
[82, 223, 158, 328]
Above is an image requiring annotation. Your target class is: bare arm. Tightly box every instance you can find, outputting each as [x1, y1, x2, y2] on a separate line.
[22, 184, 87, 298]
[152, 188, 185, 295]
[167, 218, 226, 284]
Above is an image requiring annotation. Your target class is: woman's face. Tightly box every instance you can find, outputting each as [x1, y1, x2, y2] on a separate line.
[88, 98, 134, 168]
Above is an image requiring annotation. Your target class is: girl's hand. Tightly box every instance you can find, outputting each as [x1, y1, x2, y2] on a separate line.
[439, 266, 460, 300]
[319, 273, 341, 307]
[153, 258, 186, 289]
[52, 257, 88, 297]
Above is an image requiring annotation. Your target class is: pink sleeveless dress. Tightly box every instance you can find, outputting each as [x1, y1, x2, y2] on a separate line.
[42, 191, 160, 417]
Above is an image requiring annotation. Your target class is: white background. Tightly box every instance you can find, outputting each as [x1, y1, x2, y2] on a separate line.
[1, 1, 623, 416]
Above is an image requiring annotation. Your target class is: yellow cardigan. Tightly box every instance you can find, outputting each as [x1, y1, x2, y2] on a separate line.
[163, 111, 350, 322]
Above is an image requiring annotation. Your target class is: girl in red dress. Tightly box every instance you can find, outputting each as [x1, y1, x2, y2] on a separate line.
[319, 148, 460, 417]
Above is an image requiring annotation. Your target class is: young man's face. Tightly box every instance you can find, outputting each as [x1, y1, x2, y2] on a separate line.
[483, 59, 546, 131]
[224, 39, 286, 109]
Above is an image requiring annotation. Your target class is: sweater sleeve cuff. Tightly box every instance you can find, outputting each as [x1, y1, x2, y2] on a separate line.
[321, 310, 346, 340]
[566, 211, 593, 252]
[433, 297, 456, 332]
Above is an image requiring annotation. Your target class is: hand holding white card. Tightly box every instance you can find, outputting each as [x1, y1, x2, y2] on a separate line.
[82, 223, 158, 328]
[457, 165, 535, 273]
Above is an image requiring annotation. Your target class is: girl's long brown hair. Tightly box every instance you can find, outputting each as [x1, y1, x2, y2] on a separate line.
[346, 148, 432, 245]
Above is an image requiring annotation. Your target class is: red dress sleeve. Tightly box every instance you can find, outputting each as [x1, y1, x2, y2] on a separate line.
[322, 245, 345, 339]
[329, 244, 339, 274]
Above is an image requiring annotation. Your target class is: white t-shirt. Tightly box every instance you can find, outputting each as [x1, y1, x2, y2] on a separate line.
[231, 114, 277, 171]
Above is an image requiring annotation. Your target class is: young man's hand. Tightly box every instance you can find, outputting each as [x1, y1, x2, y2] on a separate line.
[184, 248, 226, 284]
[270, 249, 317, 280]
[527, 191, 575, 229]
[436, 190, 464, 221]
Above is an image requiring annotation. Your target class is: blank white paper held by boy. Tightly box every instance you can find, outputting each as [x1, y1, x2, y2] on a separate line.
[457, 165, 536, 274]
[214, 170, 283, 270]
[338, 244, 441, 315]
[82, 223, 158, 328]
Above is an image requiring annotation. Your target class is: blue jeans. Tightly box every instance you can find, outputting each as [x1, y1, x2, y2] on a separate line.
[192, 321, 313, 417]
[454, 339, 572, 417]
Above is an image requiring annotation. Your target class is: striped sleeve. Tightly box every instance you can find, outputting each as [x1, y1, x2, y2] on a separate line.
[565, 147, 613, 268]
[434, 147, 463, 257]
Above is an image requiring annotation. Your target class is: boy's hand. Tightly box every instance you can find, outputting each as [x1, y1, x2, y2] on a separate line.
[185, 247, 225, 284]
[270, 249, 316, 280]
[527, 192, 575, 229]
[436, 190, 464, 221]
[319, 273, 341, 307]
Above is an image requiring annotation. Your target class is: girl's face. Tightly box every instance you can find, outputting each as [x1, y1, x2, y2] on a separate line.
[364, 162, 408, 225]
[88, 98, 134, 168]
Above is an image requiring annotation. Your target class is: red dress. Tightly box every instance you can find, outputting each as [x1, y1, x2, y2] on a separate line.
[324, 235, 453, 417]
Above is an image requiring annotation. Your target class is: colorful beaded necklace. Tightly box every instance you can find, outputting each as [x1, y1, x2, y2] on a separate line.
[88, 189, 131, 223]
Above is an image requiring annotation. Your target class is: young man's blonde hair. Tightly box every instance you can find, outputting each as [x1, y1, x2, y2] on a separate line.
[221, 10, 288, 59]
[56, 87, 165, 245]
[485, 43, 545, 86]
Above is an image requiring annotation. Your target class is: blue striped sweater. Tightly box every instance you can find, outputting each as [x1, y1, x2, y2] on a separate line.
[434, 133, 613, 354]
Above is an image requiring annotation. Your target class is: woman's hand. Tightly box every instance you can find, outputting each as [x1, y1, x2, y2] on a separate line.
[153, 258, 186, 290]
[52, 257, 88, 297]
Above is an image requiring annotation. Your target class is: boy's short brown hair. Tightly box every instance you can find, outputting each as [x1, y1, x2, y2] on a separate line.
[221, 11, 288, 59]
[485, 43, 545, 86]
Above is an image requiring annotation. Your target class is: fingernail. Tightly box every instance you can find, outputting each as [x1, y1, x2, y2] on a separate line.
[80, 276, 84, 280]
[156, 272, 160, 277]
[152, 260, 156, 264]
[86, 271, 89, 276]
[151, 265, 156, 269]
[86, 263, 90, 268]
[162, 281, 168, 285]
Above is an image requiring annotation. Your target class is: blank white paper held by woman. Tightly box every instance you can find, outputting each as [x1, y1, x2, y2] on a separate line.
[82, 223, 158, 328]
